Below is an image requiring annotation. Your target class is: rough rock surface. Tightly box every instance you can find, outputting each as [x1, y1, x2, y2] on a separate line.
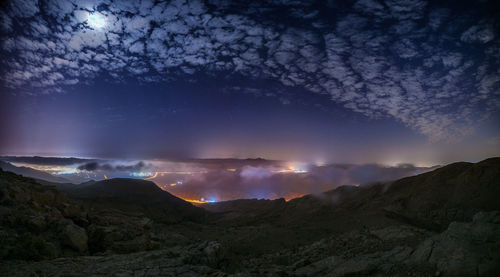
[0, 169, 171, 260]
[4, 214, 498, 276]
[0, 245, 226, 277]
[408, 211, 500, 276]
[0, 169, 87, 260]
[62, 223, 88, 252]
[231, 212, 499, 276]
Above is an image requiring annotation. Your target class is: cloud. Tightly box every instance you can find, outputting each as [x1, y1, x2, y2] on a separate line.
[461, 23, 495, 43]
[0, 0, 499, 142]
[8, 0, 39, 18]
[240, 166, 274, 179]
[77, 162, 102, 171]
[6, 156, 439, 201]
[77, 161, 147, 172]
[148, 161, 438, 201]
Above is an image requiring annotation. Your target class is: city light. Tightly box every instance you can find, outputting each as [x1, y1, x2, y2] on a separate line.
[130, 172, 153, 177]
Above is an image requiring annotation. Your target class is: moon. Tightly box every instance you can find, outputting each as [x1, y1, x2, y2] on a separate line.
[87, 12, 106, 29]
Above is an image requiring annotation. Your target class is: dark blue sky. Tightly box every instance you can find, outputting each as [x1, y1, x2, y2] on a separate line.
[0, 77, 419, 160]
[1, 0, 499, 165]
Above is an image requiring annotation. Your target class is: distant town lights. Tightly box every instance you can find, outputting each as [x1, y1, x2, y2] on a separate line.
[130, 172, 153, 177]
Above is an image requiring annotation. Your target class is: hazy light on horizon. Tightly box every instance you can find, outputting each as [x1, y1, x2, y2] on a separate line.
[4, 157, 441, 202]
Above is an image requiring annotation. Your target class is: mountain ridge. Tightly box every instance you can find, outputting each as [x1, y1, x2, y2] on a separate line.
[0, 160, 70, 184]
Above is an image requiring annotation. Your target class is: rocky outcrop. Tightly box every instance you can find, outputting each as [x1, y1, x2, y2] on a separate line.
[215, 223, 420, 276]
[0, 169, 88, 260]
[234, 212, 500, 276]
[295, 246, 414, 276]
[85, 209, 154, 254]
[0, 241, 227, 277]
[408, 211, 500, 276]
[0, 169, 173, 260]
[185, 241, 225, 267]
[62, 223, 88, 252]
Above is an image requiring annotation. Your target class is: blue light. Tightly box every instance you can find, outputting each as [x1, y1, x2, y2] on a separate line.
[130, 172, 153, 177]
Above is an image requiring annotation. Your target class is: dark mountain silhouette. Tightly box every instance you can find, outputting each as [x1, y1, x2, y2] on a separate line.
[277, 157, 498, 231]
[0, 160, 70, 183]
[384, 157, 500, 211]
[205, 157, 500, 231]
[62, 178, 205, 222]
[0, 156, 92, 166]
[69, 178, 187, 204]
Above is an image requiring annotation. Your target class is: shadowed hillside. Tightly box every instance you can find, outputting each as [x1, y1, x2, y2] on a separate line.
[61, 178, 206, 223]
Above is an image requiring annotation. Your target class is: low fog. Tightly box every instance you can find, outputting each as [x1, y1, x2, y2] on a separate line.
[151, 162, 438, 201]
[0, 156, 438, 202]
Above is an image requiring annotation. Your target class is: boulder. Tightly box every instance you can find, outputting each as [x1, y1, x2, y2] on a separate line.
[184, 241, 225, 267]
[203, 241, 223, 266]
[26, 215, 46, 232]
[62, 223, 88, 252]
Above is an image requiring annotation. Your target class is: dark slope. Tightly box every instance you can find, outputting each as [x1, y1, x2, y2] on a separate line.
[205, 157, 500, 231]
[285, 157, 500, 230]
[0, 168, 87, 260]
[385, 157, 500, 210]
[0, 169, 203, 260]
[65, 178, 205, 222]
[192, 158, 500, 261]
[378, 157, 500, 229]
[70, 178, 187, 204]
[0, 160, 70, 183]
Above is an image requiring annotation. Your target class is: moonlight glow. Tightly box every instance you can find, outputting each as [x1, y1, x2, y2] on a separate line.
[87, 12, 106, 29]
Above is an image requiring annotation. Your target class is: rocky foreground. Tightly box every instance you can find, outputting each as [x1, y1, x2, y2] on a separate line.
[1, 158, 500, 276]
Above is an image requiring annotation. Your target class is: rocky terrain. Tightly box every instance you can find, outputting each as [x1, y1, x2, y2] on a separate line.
[0, 158, 499, 276]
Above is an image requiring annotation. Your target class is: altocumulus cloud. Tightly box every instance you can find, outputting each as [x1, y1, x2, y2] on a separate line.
[0, 0, 499, 141]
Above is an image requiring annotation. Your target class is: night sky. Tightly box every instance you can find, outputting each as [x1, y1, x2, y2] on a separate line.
[1, 0, 500, 166]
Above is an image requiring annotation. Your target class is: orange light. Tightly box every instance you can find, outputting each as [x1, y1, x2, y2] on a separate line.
[182, 198, 215, 204]
[144, 172, 158, 180]
[285, 194, 305, 201]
